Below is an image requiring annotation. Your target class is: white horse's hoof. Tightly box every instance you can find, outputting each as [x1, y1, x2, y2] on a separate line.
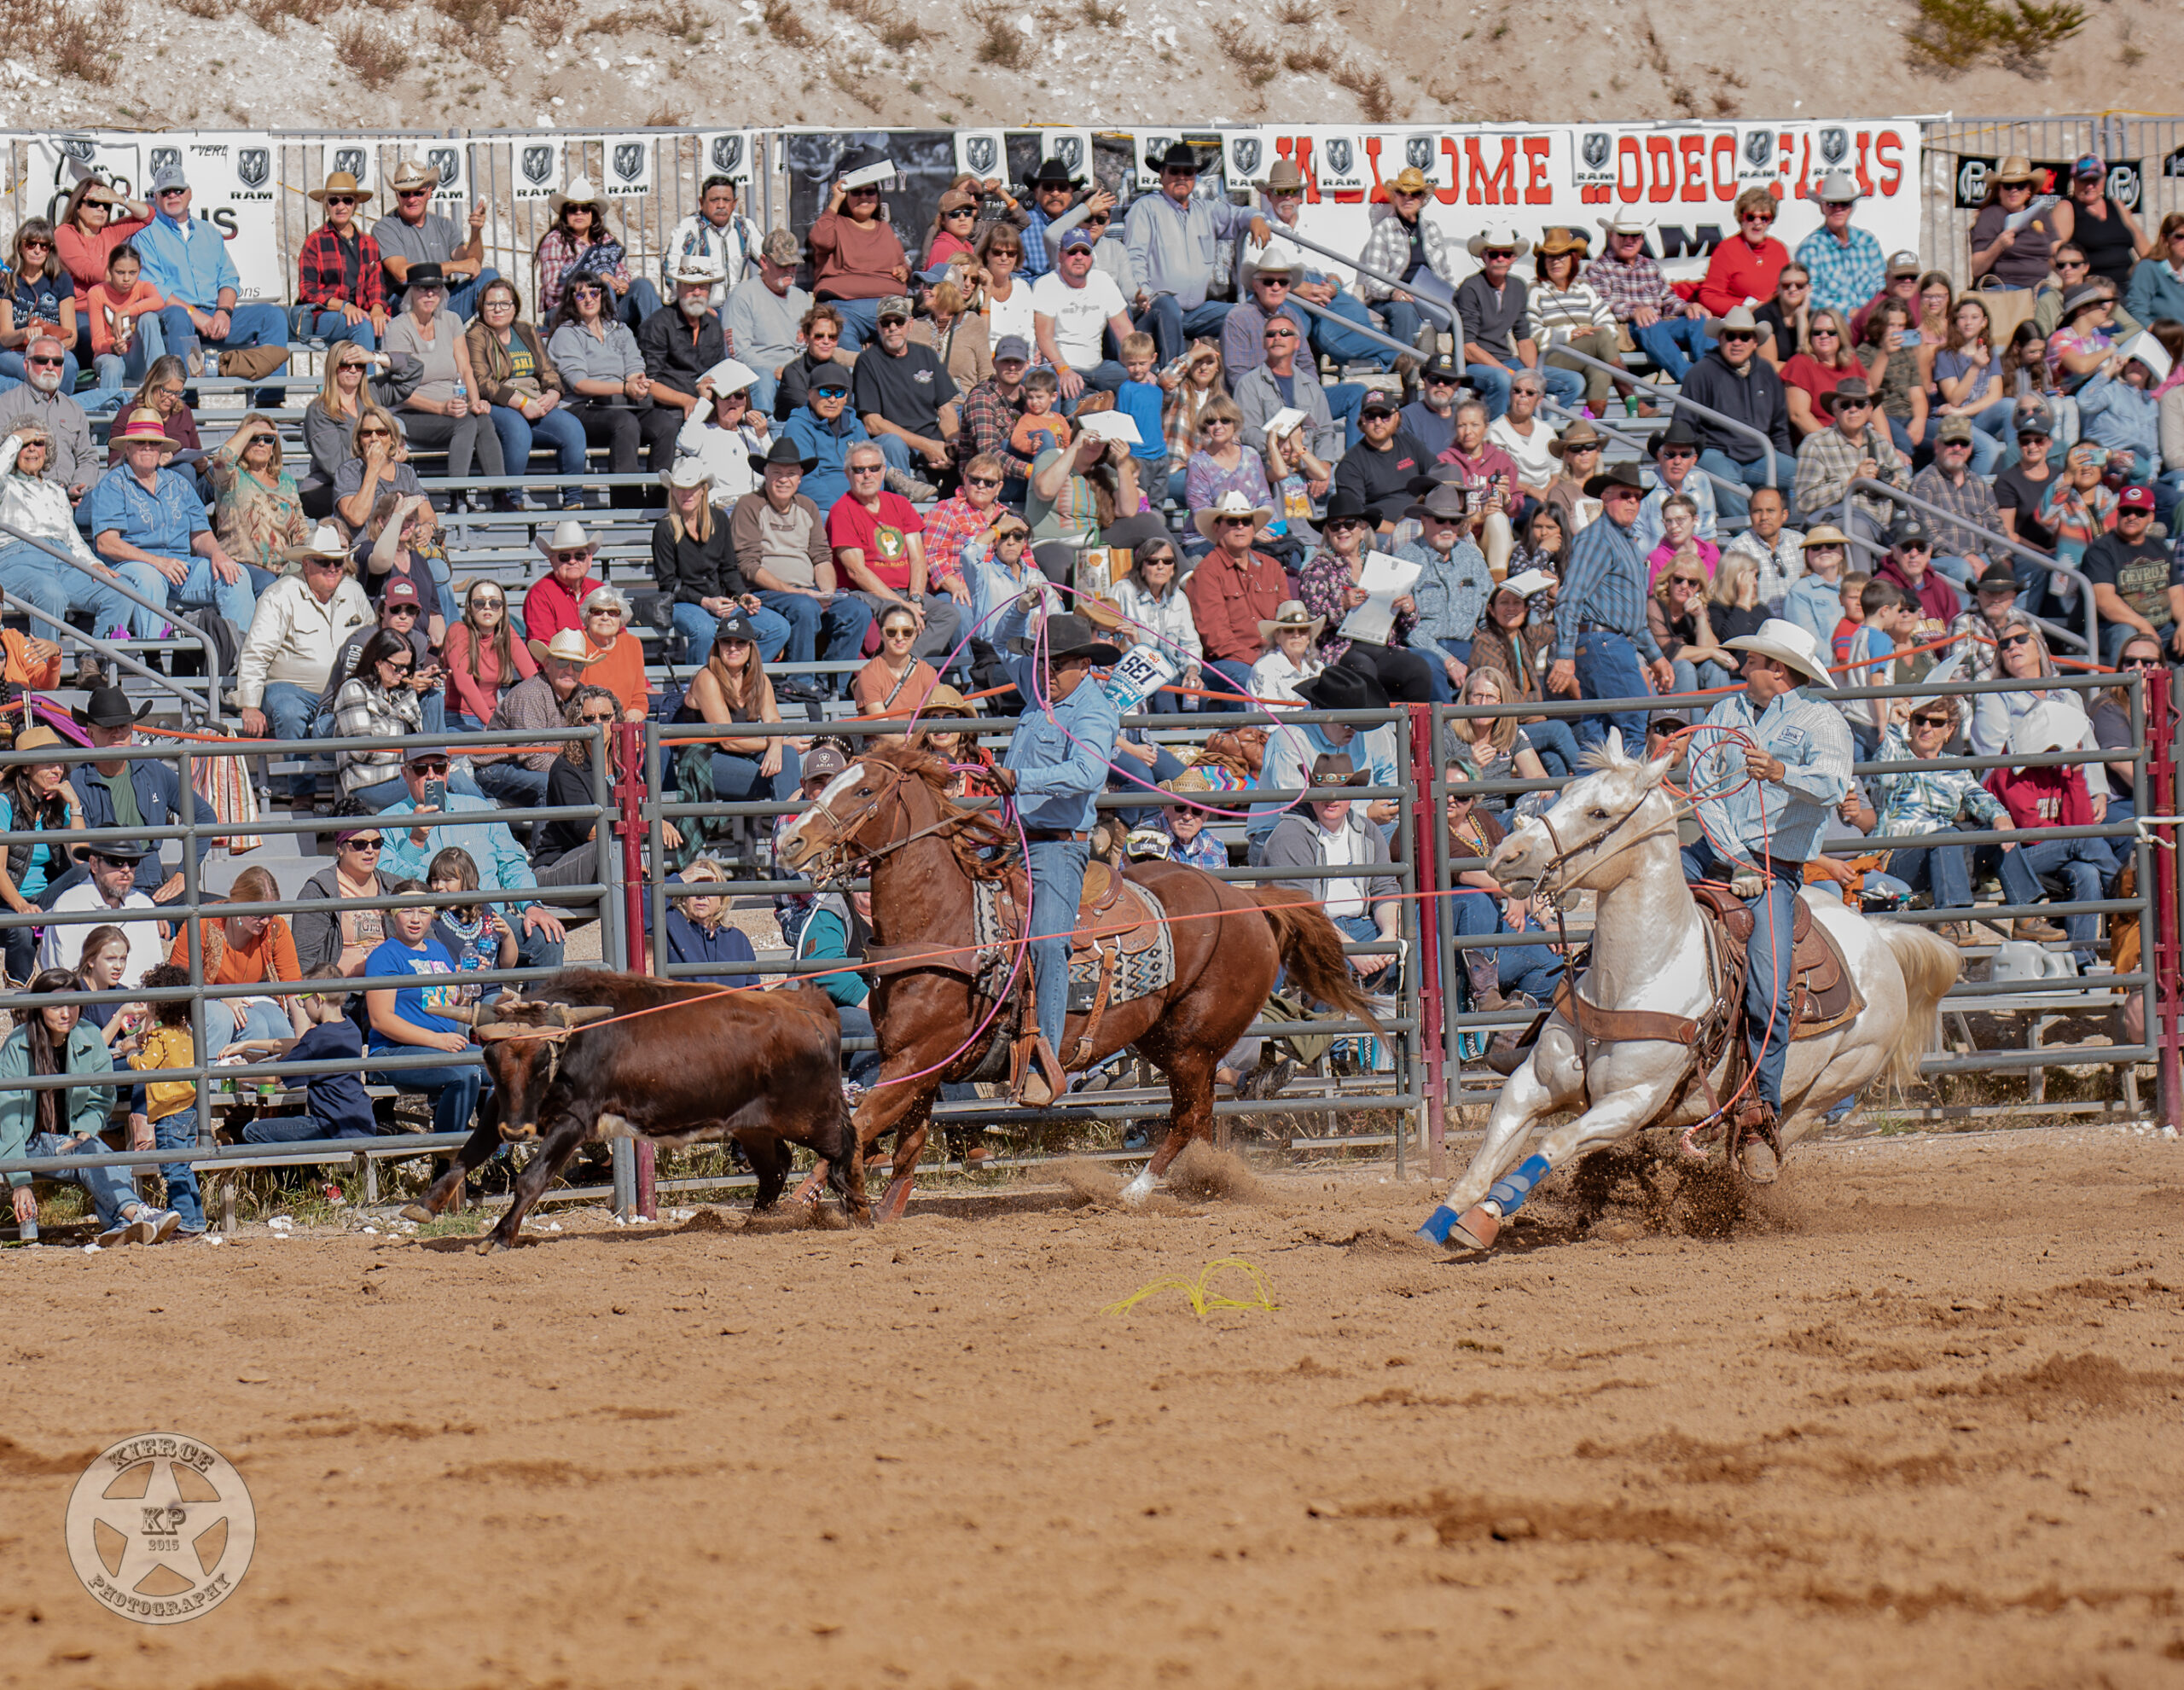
[1119, 1169, 1158, 1208]
[1449, 1205, 1502, 1250]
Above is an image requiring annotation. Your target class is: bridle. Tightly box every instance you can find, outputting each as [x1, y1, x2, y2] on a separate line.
[1519, 787, 1676, 906]
[793, 761, 990, 886]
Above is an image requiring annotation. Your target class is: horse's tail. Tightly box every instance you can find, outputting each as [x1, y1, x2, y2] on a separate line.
[1874, 920, 1962, 1090]
[1247, 885, 1388, 1036]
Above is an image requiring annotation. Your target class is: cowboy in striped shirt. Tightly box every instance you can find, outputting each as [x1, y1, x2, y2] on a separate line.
[1548, 462, 1676, 752]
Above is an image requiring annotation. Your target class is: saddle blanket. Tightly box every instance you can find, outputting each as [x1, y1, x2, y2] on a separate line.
[971, 875, 1176, 1013]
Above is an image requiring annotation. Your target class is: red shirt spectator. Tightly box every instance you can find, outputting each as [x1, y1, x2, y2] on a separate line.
[1984, 760, 2094, 831]
[808, 206, 907, 304]
[1697, 220, 1790, 317]
[1184, 543, 1287, 665]
[827, 487, 925, 595]
[521, 568, 601, 645]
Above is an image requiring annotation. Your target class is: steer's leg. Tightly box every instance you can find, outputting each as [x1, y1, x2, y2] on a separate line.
[745, 1134, 791, 1211]
[478, 1119, 588, 1255]
[402, 1122, 504, 1223]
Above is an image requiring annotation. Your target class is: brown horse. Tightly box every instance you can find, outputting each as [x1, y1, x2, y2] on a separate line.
[775, 740, 1380, 1220]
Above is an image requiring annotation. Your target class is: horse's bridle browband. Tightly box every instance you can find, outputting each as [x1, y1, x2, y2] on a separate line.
[1529, 790, 1676, 901]
[798, 762, 996, 884]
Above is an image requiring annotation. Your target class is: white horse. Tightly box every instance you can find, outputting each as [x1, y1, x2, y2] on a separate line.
[1420, 731, 1961, 1252]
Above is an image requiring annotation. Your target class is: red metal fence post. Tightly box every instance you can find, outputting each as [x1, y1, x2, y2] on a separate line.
[613, 722, 657, 1219]
[1409, 707, 1448, 1179]
[2148, 682, 2182, 1133]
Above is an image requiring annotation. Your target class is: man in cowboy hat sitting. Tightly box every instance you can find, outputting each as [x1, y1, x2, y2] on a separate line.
[1586, 213, 1711, 383]
[1680, 616, 1854, 1178]
[522, 518, 604, 646]
[237, 523, 373, 802]
[638, 253, 731, 421]
[372, 157, 496, 318]
[1455, 228, 1583, 422]
[1261, 752, 1401, 986]
[1018, 156, 1085, 282]
[68, 688, 206, 904]
[1249, 663, 1401, 857]
[1397, 481, 1495, 694]
[1241, 158, 1386, 375]
[1678, 305, 1797, 522]
[1122, 142, 1273, 366]
[1792, 171, 1885, 322]
[297, 170, 389, 351]
[1184, 490, 1289, 703]
[38, 836, 163, 981]
[1354, 166, 1456, 364]
[730, 436, 874, 691]
[1791, 375, 1908, 537]
[985, 612, 1126, 1106]
[1631, 418, 1719, 555]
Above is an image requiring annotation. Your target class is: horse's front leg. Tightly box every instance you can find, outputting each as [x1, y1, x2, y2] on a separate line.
[1423, 1051, 1683, 1252]
[1421, 1023, 1584, 1234]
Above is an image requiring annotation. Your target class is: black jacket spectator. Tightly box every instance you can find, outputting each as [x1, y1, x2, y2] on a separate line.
[1331, 427, 1431, 526]
[651, 511, 752, 609]
[637, 304, 726, 403]
[775, 346, 847, 422]
[1678, 347, 1793, 462]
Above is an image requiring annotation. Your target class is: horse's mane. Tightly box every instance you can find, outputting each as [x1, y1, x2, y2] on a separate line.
[1577, 740, 1635, 774]
[858, 738, 1014, 878]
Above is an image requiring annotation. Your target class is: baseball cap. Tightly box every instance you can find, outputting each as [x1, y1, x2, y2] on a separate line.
[381, 578, 422, 608]
[1420, 355, 1461, 385]
[810, 370, 851, 394]
[2119, 484, 2157, 513]
[1059, 229, 1095, 253]
[760, 227, 799, 266]
[1885, 249, 1921, 277]
[2013, 400, 2055, 438]
[1935, 414, 1974, 444]
[1359, 389, 1401, 415]
[874, 295, 913, 322]
[1888, 515, 1930, 549]
[993, 334, 1032, 364]
[2074, 154, 2107, 180]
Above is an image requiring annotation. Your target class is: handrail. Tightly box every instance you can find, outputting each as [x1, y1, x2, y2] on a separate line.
[1284, 293, 1437, 375]
[1538, 397, 1754, 514]
[1840, 474, 2098, 659]
[0, 518, 222, 725]
[1545, 330, 1778, 489]
[1268, 225, 1461, 349]
[0, 586, 215, 723]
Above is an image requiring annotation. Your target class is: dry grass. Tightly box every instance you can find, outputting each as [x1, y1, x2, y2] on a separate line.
[1909, 0, 2086, 69]
[578, 0, 706, 40]
[1212, 15, 1281, 90]
[1282, 35, 1338, 73]
[761, 0, 817, 47]
[828, 0, 934, 46]
[1273, 0, 1317, 20]
[171, 0, 233, 15]
[1329, 55, 1394, 122]
[973, 9, 1032, 66]
[241, 0, 334, 31]
[45, 0, 126, 83]
[1080, 0, 1127, 25]
[334, 19, 412, 89]
[525, 0, 581, 44]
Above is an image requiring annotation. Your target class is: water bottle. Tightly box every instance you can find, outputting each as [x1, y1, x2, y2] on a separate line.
[18, 1216, 36, 1245]
[451, 376, 468, 409]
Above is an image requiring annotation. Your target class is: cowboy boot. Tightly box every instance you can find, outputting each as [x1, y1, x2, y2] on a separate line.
[1463, 949, 1502, 1009]
[1738, 1101, 1783, 1183]
[1013, 1034, 1066, 1107]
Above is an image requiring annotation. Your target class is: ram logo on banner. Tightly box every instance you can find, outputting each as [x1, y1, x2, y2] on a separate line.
[513, 139, 561, 202]
[1041, 129, 1090, 182]
[1226, 131, 1268, 184]
[178, 134, 282, 299]
[699, 130, 756, 187]
[29, 132, 140, 221]
[605, 136, 653, 196]
[1573, 129, 1615, 194]
[1738, 126, 1780, 188]
[955, 128, 1003, 181]
[1135, 132, 1176, 189]
[1314, 133, 1366, 194]
[425, 143, 467, 208]
[329, 145, 371, 191]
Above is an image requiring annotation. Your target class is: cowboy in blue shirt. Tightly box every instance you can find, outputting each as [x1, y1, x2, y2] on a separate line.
[990, 612, 1124, 1105]
[1681, 617, 1853, 1178]
[1122, 143, 1271, 365]
[131, 162, 289, 388]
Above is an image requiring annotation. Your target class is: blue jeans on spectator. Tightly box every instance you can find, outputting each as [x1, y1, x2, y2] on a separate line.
[1200, 656, 1258, 709]
[671, 599, 791, 665]
[746, 369, 779, 416]
[260, 679, 327, 799]
[1886, 827, 2004, 915]
[153, 1105, 206, 1234]
[1629, 316, 1711, 381]
[475, 758, 549, 807]
[1136, 294, 1233, 368]
[86, 316, 164, 411]
[1520, 715, 1582, 776]
[1310, 291, 1390, 368]
[1696, 447, 1798, 522]
[20, 1130, 145, 1231]
[1681, 836, 1799, 1109]
[2007, 834, 2118, 968]
[1671, 655, 1739, 696]
[1109, 738, 1187, 828]
[1322, 381, 1365, 452]
[1026, 835, 1090, 1058]
[373, 1059, 481, 1137]
[754, 588, 873, 682]
[828, 297, 882, 353]
[244, 1110, 375, 1144]
[0, 538, 139, 644]
[710, 742, 802, 804]
[1571, 629, 1653, 754]
[1453, 885, 1565, 1000]
[155, 299, 290, 402]
[1376, 299, 1434, 355]
[299, 308, 380, 352]
[489, 403, 590, 489]
[149, 551, 258, 636]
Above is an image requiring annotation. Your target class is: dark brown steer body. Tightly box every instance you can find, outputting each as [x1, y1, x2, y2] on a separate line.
[403, 971, 866, 1252]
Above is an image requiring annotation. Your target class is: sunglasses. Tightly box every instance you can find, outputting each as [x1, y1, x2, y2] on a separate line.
[343, 838, 383, 851]
[882, 624, 916, 638]
[1809, 327, 1840, 340]
[1217, 514, 1254, 527]
[2123, 656, 2165, 668]
[1806, 543, 1845, 555]
[588, 607, 625, 618]
[1780, 280, 1809, 290]
[326, 195, 357, 207]
[1138, 552, 1175, 566]
[2058, 258, 2088, 270]
[358, 427, 392, 438]
[397, 189, 430, 199]
[1083, 214, 1111, 227]
[966, 474, 1001, 489]
[1482, 249, 1515, 261]
[850, 462, 885, 474]
[1265, 328, 1299, 340]
[1659, 448, 1696, 460]
[1670, 575, 1705, 587]
[411, 758, 450, 774]
[470, 596, 504, 608]
[1719, 332, 1756, 344]
[578, 711, 617, 725]
[1741, 212, 1775, 224]
[944, 206, 975, 218]
[1910, 713, 1952, 729]
[382, 658, 415, 672]
[572, 285, 604, 297]
[1833, 398, 1871, 411]
[26, 356, 61, 368]
[1896, 541, 1931, 554]
[20, 238, 51, 251]
[550, 550, 591, 563]
[157, 188, 189, 199]
[385, 603, 420, 617]
[1998, 632, 2034, 649]
[813, 386, 851, 398]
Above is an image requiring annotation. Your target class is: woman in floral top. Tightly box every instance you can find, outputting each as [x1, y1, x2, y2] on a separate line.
[204, 413, 308, 588]
[1182, 397, 1273, 554]
[1296, 493, 1438, 703]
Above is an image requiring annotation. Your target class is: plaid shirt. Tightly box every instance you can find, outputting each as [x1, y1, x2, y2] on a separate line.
[1909, 464, 2004, 563]
[1792, 224, 1885, 320]
[1793, 424, 1908, 526]
[1946, 609, 2004, 681]
[918, 492, 985, 581]
[1872, 723, 2007, 838]
[1582, 253, 1686, 323]
[298, 224, 384, 311]
[961, 379, 1031, 477]
[1554, 510, 1662, 661]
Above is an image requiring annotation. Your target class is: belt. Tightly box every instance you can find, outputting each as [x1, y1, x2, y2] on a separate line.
[1024, 828, 1089, 843]
[1575, 621, 1639, 640]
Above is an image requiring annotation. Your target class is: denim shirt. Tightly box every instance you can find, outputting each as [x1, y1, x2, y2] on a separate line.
[1004, 676, 1122, 833]
[1689, 685, 1854, 868]
[1398, 537, 1494, 651]
[134, 211, 241, 310]
[87, 463, 207, 557]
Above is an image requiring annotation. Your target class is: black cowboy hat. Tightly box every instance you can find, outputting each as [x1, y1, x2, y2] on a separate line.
[1012, 612, 1123, 665]
[749, 436, 819, 474]
[79, 837, 154, 862]
[1148, 142, 1204, 176]
[1583, 461, 1647, 498]
[1294, 664, 1389, 712]
[1023, 156, 1086, 190]
[1319, 485, 1375, 526]
[70, 687, 155, 729]
[1651, 416, 1701, 454]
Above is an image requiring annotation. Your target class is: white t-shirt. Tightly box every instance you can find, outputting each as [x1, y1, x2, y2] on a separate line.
[38, 885, 166, 982]
[1031, 270, 1128, 370]
[1318, 820, 1366, 919]
[1488, 414, 1557, 488]
[985, 283, 1037, 356]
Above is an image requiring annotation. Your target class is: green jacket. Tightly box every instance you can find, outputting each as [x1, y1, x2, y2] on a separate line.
[0, 1022, 121, 1185]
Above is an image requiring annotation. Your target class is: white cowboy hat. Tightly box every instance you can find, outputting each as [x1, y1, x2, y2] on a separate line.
[1241, 237, 1307, 282]
[1465, 226, 1531, 259]
[537, 518, 595, 555]
[526, 628, 604, 666]
[2009, 698, 2088, 759]
[1597, 212, 1649, 237]
[1704, 303, 1771, 340]
[1720, 616, 1833, 690]
[1815, 170, 1863, 204]
[2121, 330, 2175, 387]
[1192, 488, 1275, 540]
[666, 250, 729, 287]
[386, 157, 438, 193]
[1076, 409, 1142, 447]
[698, 357, 759, 398]
[282, 522, 351, 564]
[550, 177, 605, 214]
[659, 456, 713, 490]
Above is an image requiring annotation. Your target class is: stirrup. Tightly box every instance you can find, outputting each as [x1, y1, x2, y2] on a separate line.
[1009, 1033, 1067, 1107]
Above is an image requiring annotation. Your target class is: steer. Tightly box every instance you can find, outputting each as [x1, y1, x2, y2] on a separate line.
[402, 971, 868, 1252]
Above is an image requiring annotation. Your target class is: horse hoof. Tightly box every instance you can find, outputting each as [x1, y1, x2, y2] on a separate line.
[1118, 1170, 1157, 1209]
[473, 1235, 501, 1257]
[399, 1203, 434, 1225]
[1740, 1141, 1780, 1184]
[1449, 1205, 1502, 1251]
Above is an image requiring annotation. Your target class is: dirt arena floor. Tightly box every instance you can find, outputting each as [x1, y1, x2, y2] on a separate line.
[3, 1124, 2182, 1689]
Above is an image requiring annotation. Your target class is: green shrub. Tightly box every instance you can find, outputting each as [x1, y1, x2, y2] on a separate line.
[1912, 0, 2086, 72]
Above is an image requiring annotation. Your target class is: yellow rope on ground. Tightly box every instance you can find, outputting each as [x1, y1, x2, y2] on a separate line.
[1102, 1257, 1278, 1317]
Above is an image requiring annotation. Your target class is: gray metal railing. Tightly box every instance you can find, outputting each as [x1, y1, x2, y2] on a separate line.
[1545, 331, 1781, 489]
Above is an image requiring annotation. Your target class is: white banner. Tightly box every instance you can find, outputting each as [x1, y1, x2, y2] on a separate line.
[510, 136, 563, 203]
[953, 128, 1004, 183]
[601, 135, 653, 198]
[696, 129, 757, 189]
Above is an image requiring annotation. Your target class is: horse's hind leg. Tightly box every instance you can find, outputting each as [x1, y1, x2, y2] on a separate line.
[1120, 1047, 1216, 1207]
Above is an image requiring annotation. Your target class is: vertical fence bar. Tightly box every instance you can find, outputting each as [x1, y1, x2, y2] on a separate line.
[1410, 705, 1447, 1180]
[613, 721, 656, 1220]
[2152, 679, 2184, 1132]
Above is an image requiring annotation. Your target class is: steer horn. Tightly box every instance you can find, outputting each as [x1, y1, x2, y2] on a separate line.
[554, 1004, 619, 1029]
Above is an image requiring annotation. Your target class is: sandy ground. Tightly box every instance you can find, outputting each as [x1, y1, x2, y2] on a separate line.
[2, 1124, 2181, 1688]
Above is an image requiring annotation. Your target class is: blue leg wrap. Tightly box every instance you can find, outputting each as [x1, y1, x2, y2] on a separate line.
[1484, 1153, 1554, 1217]
[1417, 1205, 1461, 1244]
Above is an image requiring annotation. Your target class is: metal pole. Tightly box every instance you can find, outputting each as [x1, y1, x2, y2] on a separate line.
[1268, 224, 1458, 330]
[2151, 677, 2183, 1131]
[1410, 705, 1447, 1178]
[613, 721, 656, 1220]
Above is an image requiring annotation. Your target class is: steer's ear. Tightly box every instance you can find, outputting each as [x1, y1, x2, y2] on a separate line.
[561, 1005, 618, 1027]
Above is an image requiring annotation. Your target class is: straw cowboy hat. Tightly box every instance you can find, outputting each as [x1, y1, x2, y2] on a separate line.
[1992, 155, 2037, 187]
[1535, 226, 1589, 259]
[111, 407, 181, 449]
[308, 170, 374, 206]
[665, 250, 729, 287]
[1466, 225, 1531, 258]
[918, 683, 979, 718]
[658, 457, 712, 491]
[282, 522, 351, 564]
[526, 628, 604, 666]
[1583, 461, 1647, 497]
[386, 157, 438, 193]
[1720, 617, 1833, 690]
[1705, 303, 1769, 340]
[536, 518, 597, 556]
[1193, 488, 1275, 540]
[1548, 419, 1603, 458]
[1385, 166, 1434, 196]
[1802, 522, 1852, 549]
[1257, 599, 1324, 644]
[550, 176, 608, 215]
[1256, 157, 1308, 195]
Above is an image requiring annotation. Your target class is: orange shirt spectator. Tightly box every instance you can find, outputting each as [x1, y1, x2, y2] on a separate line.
[574, 588, 652, 721]
[1, 630, 63, 689]
[85, 275, 166, 358]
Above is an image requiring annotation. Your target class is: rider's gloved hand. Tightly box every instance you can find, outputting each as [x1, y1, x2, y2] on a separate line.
[1730, 871, 1767, 898]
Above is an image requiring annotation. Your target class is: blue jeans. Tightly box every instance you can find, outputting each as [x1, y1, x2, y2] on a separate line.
[1026, 835, 1090, 1058]
[1629, 316, 1712, 381]
[1671, 655, 1739, 696]
[1886, 828, 2005, 913]
[143, 552, 258, 636]
[828, 297, 882, 352]
[1571, 628, 1653, 753]
[709, 742, 802, 804]
[835, 1003, 884, 1087]
[244, 1111, 374, 1143]
[87, 314, 166, 411]
[1200, 656, 1258, 709]
[1453, 887, 1564, 1000]
[1136, 294, 1233, 367]
[1059, 362, 1129, 408]
[670, 598, 791, 665]
[754, 588, 873, 676]
[475, 758, 549, 807]
[746, 369, 779, 416]
[1377, 298, 1435, 353]
[1310, 290, 1389, 368]
[372, 1060, 480, 1137]
[1680, 836, 1799, 1109]
[20, 1130, 144, 1230]
[1696, 447, 1798, 522]
[156, 299, 287, 361]
[1467, 363, 1583, 423]
[489, 403, 590, 483]
[2009, 834, 2119, 967]
[0, 539, 138, 642]
[2157, 468, 2184, 531]
[259, 679, 324, 799]
[299, 308, 379, 351]
[154, 1106, 206, 1233]
[1520, 715, 1581, 776]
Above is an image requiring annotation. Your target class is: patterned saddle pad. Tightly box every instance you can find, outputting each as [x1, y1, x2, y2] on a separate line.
[971, 873, 1176, 1013]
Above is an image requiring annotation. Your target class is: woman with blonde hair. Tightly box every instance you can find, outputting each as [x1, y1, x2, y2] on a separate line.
[1446, 665, 1548, 813]
[334, 400, 423, 532]
[302, 343, 381, 517]
[1162, 340, 1228, 473]
[1181, 393, 1271, 552]
[1648, 554, 1733, 694]
[967, 223, 1034, 354]
[204, 411, 308, 583]
[1707, 547, 1768, 648]
[1780, 305, 1859, 438]
[909, 267, 991, 391]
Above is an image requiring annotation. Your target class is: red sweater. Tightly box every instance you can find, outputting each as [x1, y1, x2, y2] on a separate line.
[1984, 763, 2094, 831]
[807, 211, 906, 302]
[1697, 235, 1790, 319]
[521, 572, 602, 645]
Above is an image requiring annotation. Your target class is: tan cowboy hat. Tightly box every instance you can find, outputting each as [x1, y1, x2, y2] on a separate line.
[1801, 523, 1852, 549]
[1192, 488, 1275, 540]
[1465, 225, 1531, 259]
[1385, 166, 1434, 196]
[1256, 158, 1308, 195]
[282, 522, 351, 564]
[526, 629, 603, 667]
[919, 683, 979, 718]
[111, 407, 181, 449]
[386, 157, 438, 193]
[1720, 617, 1833, 690]
[1535, 225, 1589, 259]
[307, 170, 374, 206]
[1256, 598, 1324, 644]
[1548, 419, 1603, 458]
[1704, 303, 1769, 340]
[1991, 154, 2036, 187]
